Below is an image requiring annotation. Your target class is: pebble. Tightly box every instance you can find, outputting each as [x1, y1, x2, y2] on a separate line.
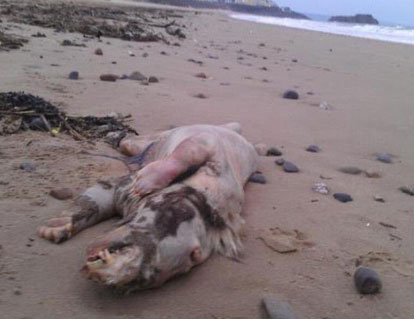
[312, 182, 329, 194]
[333, 193, 353, 203]
[283, 161, 299, 173]
[249, 172, 267, 184]
[354, 267, 382, 295]
[376, 153, 392, 164]
[94, 48, 103, 55]
[100, 74, 118, 82]
[194, 93, 208, 99]
[374, 195, 385, 203]
[195, 72, 207, 79]
[142, 52, 149, 58]
[29, 117, 47, 130]
[275, 158, 285, 166]
[292, 59, 298, 63]
[129, 71, 147, 81]
[266, 147, 282, 157]
[255, 143, 268, 156]
[148, 76, 159, 83]
[262, 297, 298, 319]
[338, 166, 363, 175]
[364, 170, 382, 178]
[68, 71, 79, 80]
[306, 145, 321, 153]
[399, 186, 414, 196]
[49, 188, 73, 200]
[20, 162, 36, 172]
[283, 90, 299, 100]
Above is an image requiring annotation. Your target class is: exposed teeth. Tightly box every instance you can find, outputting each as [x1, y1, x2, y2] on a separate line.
[87, 259, 103, 269]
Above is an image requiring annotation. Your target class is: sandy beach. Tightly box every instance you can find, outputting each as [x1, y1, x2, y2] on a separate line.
[1, 0, 414, 318]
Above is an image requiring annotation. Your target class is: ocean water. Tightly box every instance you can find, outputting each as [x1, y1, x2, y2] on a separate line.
[230, 13, 414, 45]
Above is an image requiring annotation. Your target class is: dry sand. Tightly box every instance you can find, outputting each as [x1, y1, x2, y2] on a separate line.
[1, 0, 414, 318]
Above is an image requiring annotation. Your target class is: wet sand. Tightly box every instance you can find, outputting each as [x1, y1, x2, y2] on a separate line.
[1, 0, 414, 318]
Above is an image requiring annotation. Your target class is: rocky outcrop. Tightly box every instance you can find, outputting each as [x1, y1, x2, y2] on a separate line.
[147, 0, 309, 19]
[329, 14, 379, 25]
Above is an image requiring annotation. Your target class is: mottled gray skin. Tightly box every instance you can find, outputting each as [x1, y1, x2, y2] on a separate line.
[38, 123, 258, 291]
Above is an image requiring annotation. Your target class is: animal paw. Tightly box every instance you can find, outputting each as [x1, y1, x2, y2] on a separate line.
[37, 217, 73, 244]
[131, 160, 175, 196]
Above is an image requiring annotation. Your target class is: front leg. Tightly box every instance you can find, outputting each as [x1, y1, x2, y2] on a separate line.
[38, 182, 116, 243]
[131, 133, 215, 196]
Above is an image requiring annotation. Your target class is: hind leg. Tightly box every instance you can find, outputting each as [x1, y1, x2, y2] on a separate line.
[38, 181, 117, 243]
[119, 133, 161, 156]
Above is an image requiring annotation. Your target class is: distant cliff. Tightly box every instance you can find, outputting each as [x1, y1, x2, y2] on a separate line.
[329, 14, 379, 25]
[145, 0, 309, 19]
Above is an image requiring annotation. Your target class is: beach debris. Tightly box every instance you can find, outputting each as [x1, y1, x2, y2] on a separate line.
[262, 297, 299, 319]
[249, 172, 267, 184]
[374, 195, 385, 203]
[306, 144, 321, 153]
[148, 76, 159, 83]
[379, 221, 396, 229]
[94, 48, 103, 55]
[266, 147, 282, 157]
[399, 186, 414, 196]
[68, 71, 79, 80]
[50, 188, 73, 200]
[354, 267, 382, 295]
[100, 74, 119, 82]
[0, 31, 28, 51]
[312, 182, 329, 195]
[338, 166, 363, 175]
[364, 170, 382, 178]
[2, 2, 184, 44]
[376, 153, 393, 164]
[333, 193, 353, 203]
[0, 115, 22, 134]
[32, 32, 46, 38]
[255, 143, 268, 156]
[128, 71, 147, 81]
[188, 58, 203, 65]
[259, 228, 312, 254]
[194, 93, 208, 99]
[61, 39, 86, 47]
[319, 101, 333, 110]
[0, 92, 137, 140]
[283, 161, 299, 173]
[275, 158, 285, 166]
[20, 162, 36, 172]
[195, 72, 208, 79]
[282, 90, 299, 100]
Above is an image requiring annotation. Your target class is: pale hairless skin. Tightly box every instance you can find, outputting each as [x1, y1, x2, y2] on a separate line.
[37, 123, 258, 291]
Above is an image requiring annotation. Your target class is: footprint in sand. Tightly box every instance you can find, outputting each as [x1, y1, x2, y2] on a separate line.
[258, 227, 315, 254]
[356, 251, 414, 277]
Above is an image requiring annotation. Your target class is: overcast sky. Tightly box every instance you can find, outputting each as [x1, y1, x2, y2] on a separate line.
[274, 0, 414, 26]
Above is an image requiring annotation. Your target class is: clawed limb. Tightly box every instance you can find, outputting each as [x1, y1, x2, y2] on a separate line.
[37, 216, 73, 244]
[131, 133, 215, 196]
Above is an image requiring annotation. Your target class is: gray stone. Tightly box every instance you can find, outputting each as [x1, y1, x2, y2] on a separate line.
[399, 186, 414, 196]
[283, 90, 299, 100]
[129, 71, 147, 81]
[333, 193, 353, 203]
[376, 153, 392, 164]
[354, 267, 382, 295]
[68, 71, 79, 80]
[94, 48, 103, 55]
[148, 76, 159, 83]
[249, 172, 267, 184]
[283, 161, 299, 173]
[100, 74, 118, 82]
[20, 162, 36, 172]
[266, 147, 282, 157]
[338, 166, 363, 175]
[275, 158, 285, 166]
[306, 145, 321, 153]
[262, 297, 298, 319]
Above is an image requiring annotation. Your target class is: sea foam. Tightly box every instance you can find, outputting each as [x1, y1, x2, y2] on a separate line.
[230, 13, 414, 45]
